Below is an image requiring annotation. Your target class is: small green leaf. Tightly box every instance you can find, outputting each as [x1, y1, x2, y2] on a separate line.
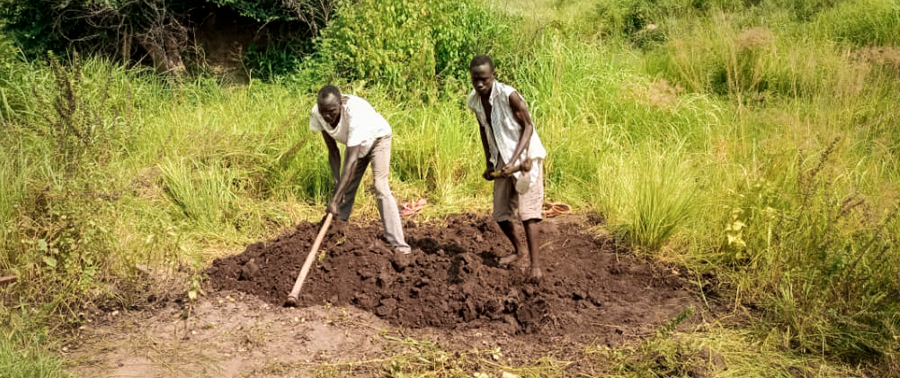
[43, 256, 57, 268]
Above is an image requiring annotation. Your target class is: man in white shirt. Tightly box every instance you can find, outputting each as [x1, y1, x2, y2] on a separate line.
[467, 55, 547, 280]
[310, 85, 411, 254]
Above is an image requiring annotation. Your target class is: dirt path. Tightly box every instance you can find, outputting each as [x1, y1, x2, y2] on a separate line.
[67, 214, 699, 377]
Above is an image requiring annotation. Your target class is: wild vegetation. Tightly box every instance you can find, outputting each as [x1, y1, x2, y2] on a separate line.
[2, 0, 900, 376]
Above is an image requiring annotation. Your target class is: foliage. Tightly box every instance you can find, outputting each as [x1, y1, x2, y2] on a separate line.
[645, 15, 885, 106]
[0, 53, 137, 319]
[312, 0, 510, 96]
[0, 320, 65, 378]
[814, 0, 900, 47]
[209, 0, 335, 27]
[209, 0, 293, 21]
[243, 41, 307, 82]
[0, 0, 187, 58]
[0, 0, 333, 76]
[720, 139, 900, 363]
[590, 0, 671, 46]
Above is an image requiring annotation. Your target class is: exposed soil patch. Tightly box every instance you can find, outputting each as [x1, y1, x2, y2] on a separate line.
[207, 214, 697, 348]
[68, 291, 387, 378]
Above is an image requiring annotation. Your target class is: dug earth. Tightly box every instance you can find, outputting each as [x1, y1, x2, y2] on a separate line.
[207, 214, 697, 351]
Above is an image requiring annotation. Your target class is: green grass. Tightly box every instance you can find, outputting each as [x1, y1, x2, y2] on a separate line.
[0, 336, 65, 378]
[2, 0, 900, 376]
[0, 309, 67, 378]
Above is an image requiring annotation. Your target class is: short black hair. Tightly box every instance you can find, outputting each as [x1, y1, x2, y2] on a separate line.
[317, 85, 341, 103]
[469, 55, 494, 71]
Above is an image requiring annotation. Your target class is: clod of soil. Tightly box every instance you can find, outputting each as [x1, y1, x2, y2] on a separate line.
[206, 214, 696, 343]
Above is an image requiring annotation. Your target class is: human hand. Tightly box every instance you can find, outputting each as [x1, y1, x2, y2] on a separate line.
[501, 161, 517, 174]
[483, 167, 496, 181]
[520, 158, 533, 173]
[326, 200, 340, 215]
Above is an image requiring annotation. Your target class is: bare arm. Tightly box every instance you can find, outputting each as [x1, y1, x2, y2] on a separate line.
[322, 131, 341, 186]
[477, 119, 493, 168]
[476, 118, 496, 181]
[327, 144, 361, 215]
[505, 92, 535, 171]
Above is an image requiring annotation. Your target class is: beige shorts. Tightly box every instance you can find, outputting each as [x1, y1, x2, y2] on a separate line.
[493, 160, 544, 223]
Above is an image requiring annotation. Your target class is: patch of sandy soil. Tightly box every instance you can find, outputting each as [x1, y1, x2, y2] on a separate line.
[66, 291, 388, 378]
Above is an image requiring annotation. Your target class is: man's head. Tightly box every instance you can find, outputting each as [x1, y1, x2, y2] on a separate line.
[317, 85, 342, 126]
[469, 55, 495, 97]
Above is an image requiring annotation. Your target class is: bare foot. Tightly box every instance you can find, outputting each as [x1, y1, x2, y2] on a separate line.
[530, 266, 543, 281]
[499, 254, 520, 266]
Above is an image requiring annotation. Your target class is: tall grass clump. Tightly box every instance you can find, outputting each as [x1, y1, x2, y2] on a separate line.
[599, 145, 699, 252]
[814, 0, 900, 47]
[159, 158, 238, 231]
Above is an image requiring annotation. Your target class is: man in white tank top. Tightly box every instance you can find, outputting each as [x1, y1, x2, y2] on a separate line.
[310, 85, 411, 254]
[467, 55, 547, 280]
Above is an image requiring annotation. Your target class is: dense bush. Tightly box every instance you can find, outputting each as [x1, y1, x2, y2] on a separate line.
[311, 0, 509, 95]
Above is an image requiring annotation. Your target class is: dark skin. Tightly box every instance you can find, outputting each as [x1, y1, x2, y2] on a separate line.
[318, 93, 361, 216]
[470, 63, 542, 280]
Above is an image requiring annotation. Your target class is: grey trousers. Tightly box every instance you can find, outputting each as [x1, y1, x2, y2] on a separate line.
[338, 134, 411, 253]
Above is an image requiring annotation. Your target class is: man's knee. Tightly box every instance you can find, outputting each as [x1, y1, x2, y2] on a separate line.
[373, 179, 392, 198]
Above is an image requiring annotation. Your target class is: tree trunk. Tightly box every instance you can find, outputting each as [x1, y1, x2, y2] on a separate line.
[136, 34, 185, 76]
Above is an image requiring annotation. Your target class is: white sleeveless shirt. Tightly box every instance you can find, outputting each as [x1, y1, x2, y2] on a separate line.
[309, 95, 391, 151]
[467, 81, 546, 183]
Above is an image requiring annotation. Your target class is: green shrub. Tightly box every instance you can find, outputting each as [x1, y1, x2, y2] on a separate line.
[312, 0, 509, 96]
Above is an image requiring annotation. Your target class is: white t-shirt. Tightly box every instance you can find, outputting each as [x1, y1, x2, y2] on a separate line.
[467, 81, 547, 182]
[309, 94, 391, 151]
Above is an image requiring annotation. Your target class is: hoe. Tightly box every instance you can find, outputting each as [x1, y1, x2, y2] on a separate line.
[284, 212, 334, 308]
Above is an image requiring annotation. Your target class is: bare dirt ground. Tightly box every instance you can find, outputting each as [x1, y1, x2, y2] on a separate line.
[66, 291, 389, 378]
[65, 214, 701, 377]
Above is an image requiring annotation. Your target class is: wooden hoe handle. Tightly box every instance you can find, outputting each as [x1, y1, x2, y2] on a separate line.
[285, 212, 334, 307]
[489, 161, 532, 179]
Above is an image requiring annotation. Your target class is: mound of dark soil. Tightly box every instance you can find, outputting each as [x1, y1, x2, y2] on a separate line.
[206, 214, 695, 342]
